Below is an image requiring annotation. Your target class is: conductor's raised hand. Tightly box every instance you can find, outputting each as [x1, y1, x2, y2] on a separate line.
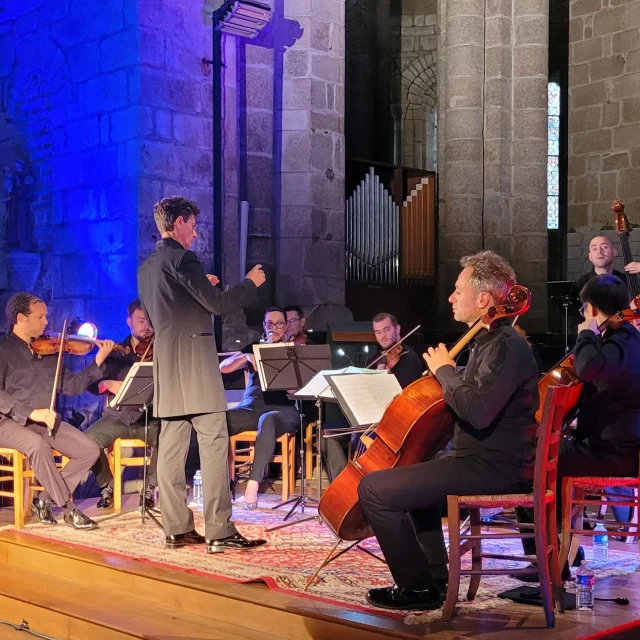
[206, 274, 220, 286]
[246, 264, 266, 288]
[423, 344, 455, 375]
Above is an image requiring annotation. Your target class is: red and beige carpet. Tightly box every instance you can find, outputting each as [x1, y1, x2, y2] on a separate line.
[6, 502, 640, 624]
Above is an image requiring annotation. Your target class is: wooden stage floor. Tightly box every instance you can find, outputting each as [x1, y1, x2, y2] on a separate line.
[0, 493, 638, 639]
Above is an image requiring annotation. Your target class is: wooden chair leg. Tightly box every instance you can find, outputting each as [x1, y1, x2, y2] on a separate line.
[280, 436, 289, 502]
[548, 499, 565, 614]
[14, 452, 25, 529]
[443, 496, 461, 622]
[536, 500, 556, 628]
[113, 439, 122, 511]
[559, 477, 574, 569]
[467, 508, 481, 601]
[289, 436, 296, 494]
[305, 424, 314, 480]
[625, 487, 638, 545]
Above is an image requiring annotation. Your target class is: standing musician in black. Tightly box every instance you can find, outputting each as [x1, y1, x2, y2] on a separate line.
[359, 251, 539, 611]
[0, 292, 116, 529]
[85, 298, 159, 510]
[322, 312, 424, 484]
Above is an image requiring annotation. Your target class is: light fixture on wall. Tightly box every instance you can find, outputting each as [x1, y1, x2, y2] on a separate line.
[214, 0, 272, 39]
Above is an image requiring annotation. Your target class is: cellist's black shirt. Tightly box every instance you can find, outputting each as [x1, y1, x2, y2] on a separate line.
[434, 323, 539, 480]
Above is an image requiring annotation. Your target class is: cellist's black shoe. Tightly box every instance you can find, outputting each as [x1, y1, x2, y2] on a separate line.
[30, 497, 57, 525]
[165, 530, 206, 549]
[206, 532, 267, 554]
[366, 585, 443, 611]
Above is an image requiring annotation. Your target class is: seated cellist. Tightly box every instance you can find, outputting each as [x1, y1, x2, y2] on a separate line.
[358, 251, 539, 611]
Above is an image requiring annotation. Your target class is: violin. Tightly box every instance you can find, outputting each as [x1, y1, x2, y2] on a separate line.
[132, 337, 153, 361]
[31, 333, 128, 357]
[376, 343, 404, 370]
[535, 295, 640, 424]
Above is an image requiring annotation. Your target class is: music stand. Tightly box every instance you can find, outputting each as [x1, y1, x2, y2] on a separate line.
[548, 280, 580, 355]
[109, 362, 161, 529]
[252, 343, 332, 530]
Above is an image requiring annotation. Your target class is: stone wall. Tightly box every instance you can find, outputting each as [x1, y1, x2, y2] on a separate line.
[400, 0, 437, 170]
[568, 0, 640, 235]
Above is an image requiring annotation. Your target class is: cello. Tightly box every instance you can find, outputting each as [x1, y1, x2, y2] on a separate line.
[318, 285, 531, 541]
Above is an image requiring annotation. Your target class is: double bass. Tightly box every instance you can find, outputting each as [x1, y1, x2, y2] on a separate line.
[318, 286, 531, 541]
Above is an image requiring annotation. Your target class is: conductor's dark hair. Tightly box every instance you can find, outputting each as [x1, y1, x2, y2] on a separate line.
[580, 274, 630, 317]
[153, 196, 200, 233]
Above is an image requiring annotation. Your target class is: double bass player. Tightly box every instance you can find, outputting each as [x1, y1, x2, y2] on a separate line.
[358, 251, 539, 611]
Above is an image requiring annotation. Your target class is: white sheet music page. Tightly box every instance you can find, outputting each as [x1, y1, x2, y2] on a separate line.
[294, 367, 383, 399]
[325, 372, 402, 427]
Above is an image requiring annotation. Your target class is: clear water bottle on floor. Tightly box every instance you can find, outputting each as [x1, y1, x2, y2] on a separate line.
[576, 562, 595, 611]
[592, 523, 609, 564]
[193, 470, 203, 506]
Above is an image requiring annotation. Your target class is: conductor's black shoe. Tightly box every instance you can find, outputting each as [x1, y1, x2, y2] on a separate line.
[63, 508, 97, 530]
[366, 585, 443, 611]
[165, 530, 206, 549]
[96, 489, 113, 510]
[31, 497, 57, 525]
[206, 532, 267, 554]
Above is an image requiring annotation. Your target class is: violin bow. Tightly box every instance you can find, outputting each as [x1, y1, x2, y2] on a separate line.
[367, 324, 421, 369]
[48, 317, 68, 436]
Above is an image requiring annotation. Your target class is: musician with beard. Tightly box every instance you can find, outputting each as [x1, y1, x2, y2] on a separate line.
[221, 307, 300, 509]
[85, 298, 160, 511]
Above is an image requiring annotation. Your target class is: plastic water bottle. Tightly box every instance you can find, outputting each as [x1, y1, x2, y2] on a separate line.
[193, 470, 203, 506]
[576, 562, 595, 611]
[592, 523, 609, 564]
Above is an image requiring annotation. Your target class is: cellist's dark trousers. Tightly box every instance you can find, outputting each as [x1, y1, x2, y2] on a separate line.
[358, 454, 530, 589]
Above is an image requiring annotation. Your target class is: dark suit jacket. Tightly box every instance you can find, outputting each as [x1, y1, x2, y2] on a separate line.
[138, 238, 257, 418]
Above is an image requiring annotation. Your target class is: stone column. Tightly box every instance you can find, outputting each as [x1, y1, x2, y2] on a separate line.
[277, 0, 349, 322]
[439, 0, 549, 331]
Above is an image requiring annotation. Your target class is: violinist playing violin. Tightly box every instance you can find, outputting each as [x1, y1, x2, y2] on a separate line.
[519, 275, 640, 571]
[322, 312, 424, 484]
[0, 292, 117, 530]
[358, 251, 539, 611]
[84, 298, 160, 511]
[284, 305, 308, 344]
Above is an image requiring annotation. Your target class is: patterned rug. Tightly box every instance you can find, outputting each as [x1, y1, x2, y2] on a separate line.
[6, 503, 640, 625]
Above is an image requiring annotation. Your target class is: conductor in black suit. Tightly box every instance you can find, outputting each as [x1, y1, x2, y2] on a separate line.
[138, 196, 268, 553]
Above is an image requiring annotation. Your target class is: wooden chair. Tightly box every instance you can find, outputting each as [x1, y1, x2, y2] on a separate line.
[305, 421, 319, 480]
[559, 453, 640, 567]
[230, 432, 295, 501]
[443, 385, 572, 629]
[0, 448, 69, 528]
[109, 438, 151, 510]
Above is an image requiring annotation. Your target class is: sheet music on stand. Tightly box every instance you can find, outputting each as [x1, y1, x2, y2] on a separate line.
[324, 372, 402, 430]
[108, 362, 154, 409]
[293, 366, 384, 400]
[252, 342, 332, 392]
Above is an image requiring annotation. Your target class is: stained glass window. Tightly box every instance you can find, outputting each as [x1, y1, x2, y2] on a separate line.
[547, 82, 561, 230]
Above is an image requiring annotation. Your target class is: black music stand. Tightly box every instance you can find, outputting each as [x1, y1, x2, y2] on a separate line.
[252, 343, 332, 530]
[548, 280, 579, 354]
[109, 362, 161, 529]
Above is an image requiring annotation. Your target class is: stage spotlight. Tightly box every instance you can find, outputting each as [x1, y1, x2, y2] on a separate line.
[214, 0, 272, 39]
[69, 317, 98, 340]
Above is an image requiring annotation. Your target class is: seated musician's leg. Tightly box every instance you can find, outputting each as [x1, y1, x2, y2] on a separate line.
[129, 418, 161, 509]
[85, 414, 130, 509]
[359, 455, 524, 611]
[320, 418, 350, 483]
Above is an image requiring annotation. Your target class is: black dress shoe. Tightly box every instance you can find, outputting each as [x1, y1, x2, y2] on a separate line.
[31, 497, 57, 525]
[139, 486, 155, 509]
[96, 491, 113, 510]
[511, 561, 572, 583]
[366, 585, 443, 611]
[206, 532, 267, 554]
[63, 508, 97, 530]
[165, 530, 206, 549]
